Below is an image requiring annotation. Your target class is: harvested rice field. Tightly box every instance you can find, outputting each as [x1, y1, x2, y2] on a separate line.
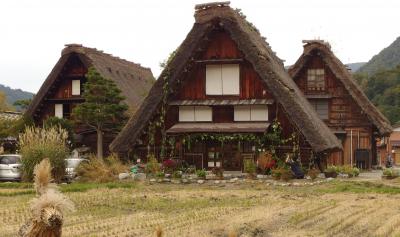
[1, 179, 400, 237]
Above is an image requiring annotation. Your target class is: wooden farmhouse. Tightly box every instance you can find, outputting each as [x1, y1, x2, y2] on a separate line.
[110, 2, 341, 171]
[289, 40, 392, 169]
[25, 44, 154, 152]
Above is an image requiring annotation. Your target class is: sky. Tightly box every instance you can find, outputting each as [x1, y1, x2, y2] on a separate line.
[0, 0, 399, 93]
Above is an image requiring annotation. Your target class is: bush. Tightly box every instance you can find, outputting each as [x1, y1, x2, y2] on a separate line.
[211, 167, 224, 179]
[243, 159, 256, 176]
[172, 170, 182, 179]
[162, 159, 177, 173]
[145, 155, 160, 175]
[383, 168, 399, 177]
[196, 169, 206, 179]
[19, 126, 69, 182]
[76, 154, 129, 182]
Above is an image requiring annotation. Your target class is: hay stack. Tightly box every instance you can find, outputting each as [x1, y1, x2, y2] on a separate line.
[18, 159, 74, 237]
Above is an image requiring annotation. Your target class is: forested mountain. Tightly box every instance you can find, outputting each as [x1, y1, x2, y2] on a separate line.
[358, 37, 400, 75]
[346, 62, 366, 72]
[0, 84, 34, 106]
[354, 65, 400, 125]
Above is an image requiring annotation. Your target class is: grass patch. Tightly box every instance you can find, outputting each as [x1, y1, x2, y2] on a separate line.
[60, 182, 137, 193]
[316, 181, 400, 194]
[0, 182, 33, 189]
[0, 181, 137, 197]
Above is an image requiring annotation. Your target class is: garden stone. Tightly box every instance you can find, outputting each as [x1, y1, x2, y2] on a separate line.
[149, 178, 156, 183]
[293, 182, 300, 186]
[229, 178, 239, 183]
[318, 173, 325, 179]
[257, 174, 267, 179]
[221, 180, 227, 184]
[119, 173, 130, 180]
[165, 174, 171, 178]
[163, 178, 171, 182]
[171, 179, 181, 184]
[326, 177, 334, 182]
[214, 180, 220, 184]
[182, 179, 189, 184]
[197, 180, 205, 184]
[134, 173, 146, 181]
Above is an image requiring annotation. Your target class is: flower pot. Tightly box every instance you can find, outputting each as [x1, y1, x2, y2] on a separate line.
[280, 170, 293, 181]
[308, 169, 319, 180]
[324, 171, 337, 178]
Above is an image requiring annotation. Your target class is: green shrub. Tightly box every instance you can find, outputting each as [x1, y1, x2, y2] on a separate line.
[352, 167, 360, 177]
[19, 126, 69, 182]
[243, 159, 256, 175]
[76, 154, 129, 183]
[156, 171, 165, 178]
[325, 165, 339, 173]
[172, 170, 182, 179]
[196, 169, 206, 179]
[383, 168, 399, 177]
[145, 155, 160, 175]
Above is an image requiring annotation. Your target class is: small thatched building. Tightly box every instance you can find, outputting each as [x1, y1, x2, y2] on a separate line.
[289, 40, 392, 168]
[25, 44, 155, 152]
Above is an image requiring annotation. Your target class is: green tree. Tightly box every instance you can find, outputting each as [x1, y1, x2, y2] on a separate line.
[72, 67, 128, 158]
[0, 91, 14, 111]
[13, 98, 32, 111]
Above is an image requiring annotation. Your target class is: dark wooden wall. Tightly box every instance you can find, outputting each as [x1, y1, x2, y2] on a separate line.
[136, 30, 313, 163]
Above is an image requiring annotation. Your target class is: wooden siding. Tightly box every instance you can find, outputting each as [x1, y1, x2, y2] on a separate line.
[133, 30, 313, 168]
[293, 54, 376, 167]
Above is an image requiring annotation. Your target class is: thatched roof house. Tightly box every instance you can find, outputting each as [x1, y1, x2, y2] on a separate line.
[288, 40, 392, 136]
[26, 44, 155, 119]
[110, 2, 341, 155]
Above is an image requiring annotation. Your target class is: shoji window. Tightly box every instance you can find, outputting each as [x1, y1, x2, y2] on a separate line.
[206, 64, 239, 95]
[179, 106, 212, 122]
[55, 104, 63, 118]
[307, 69, 325, 91]
[234, 105, 268, 121]
[72, 80, 81, 95]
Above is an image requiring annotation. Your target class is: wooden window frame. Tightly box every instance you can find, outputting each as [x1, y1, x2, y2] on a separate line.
[205, 64, 240, 96]
[307, 69, 325, 91]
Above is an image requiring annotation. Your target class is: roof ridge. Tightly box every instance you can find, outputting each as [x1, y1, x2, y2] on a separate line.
[62, 44, 151, 71]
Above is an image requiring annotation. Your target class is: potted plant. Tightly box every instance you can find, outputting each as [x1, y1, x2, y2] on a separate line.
[324, 165, 338, 178]
[211, 167, 224, 180]
[271, 168, 281, 180]
[307, 168, 319, 180]
[196, 169, 206, 180]
[243, 159, 257, 179]
[280, 168, 293, 181]
[382, 168, 399, 180]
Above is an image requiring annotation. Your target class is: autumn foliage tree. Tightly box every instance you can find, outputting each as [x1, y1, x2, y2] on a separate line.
[73, 67, 128, 158]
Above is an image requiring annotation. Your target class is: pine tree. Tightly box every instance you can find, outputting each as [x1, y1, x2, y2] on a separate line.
[73, 67, 128, 158]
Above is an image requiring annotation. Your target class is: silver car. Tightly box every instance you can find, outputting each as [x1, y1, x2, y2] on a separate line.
[0, 154, 22, 181]
[65, 158, 88, 181]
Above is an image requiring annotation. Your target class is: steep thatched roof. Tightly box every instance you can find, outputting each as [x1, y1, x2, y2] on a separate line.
[26, 44, 155, 118]
[110, 2, 341, 153]
[288, 40, 392, 136]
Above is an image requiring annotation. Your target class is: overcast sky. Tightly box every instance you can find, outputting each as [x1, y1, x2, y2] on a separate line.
[0, 0, 399, 93]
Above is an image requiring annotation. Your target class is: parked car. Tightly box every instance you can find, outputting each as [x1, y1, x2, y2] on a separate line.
[0, 154, 22, 181]
[64, 158, 88, 182]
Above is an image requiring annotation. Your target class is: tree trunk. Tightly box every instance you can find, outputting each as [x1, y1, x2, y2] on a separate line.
[97, 128, 103, 159]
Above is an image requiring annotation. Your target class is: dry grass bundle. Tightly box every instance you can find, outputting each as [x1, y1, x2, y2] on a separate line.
[18, 159, 75, 237]
[19, 126, 69, 182]
[76, 154, 129, 183]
